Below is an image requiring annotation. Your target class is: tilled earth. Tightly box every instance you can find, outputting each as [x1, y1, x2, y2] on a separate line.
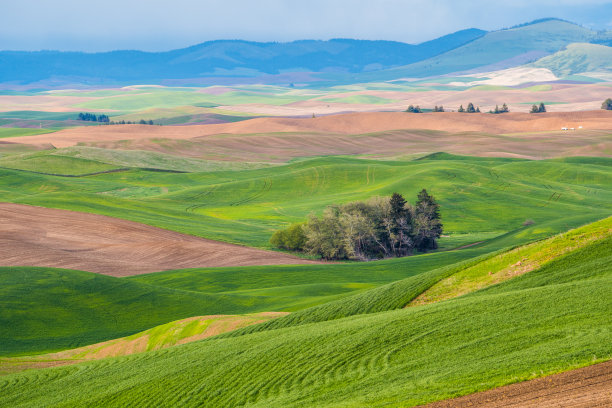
[0, 203, 319, 276]
[423, 359, 612, 407]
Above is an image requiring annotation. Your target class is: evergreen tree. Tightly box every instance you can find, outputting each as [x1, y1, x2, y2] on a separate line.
[476, 106, 481, 113]
[458, 105, 465, 112]
[494, 105, 500, 114]
[437, 105, 444, 112]
[466, 103, 475, 113]
[602, 98, 612, 110]
[148, 120, 154, 125]
[538, 102, 546, 113]
[413, 189, 442, 251]
[390, 193, 407, 221]
[530, 104, 540, 113]
[501, 103, 509, 113]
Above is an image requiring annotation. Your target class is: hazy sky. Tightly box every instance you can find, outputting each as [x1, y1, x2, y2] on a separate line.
[2, 0, 611, 52]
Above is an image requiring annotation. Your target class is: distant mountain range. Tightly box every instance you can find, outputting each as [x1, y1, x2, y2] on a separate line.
[0, 18, 610, 85]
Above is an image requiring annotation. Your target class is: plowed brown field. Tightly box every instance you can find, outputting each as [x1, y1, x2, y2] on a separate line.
[7, 110, 612, 149]
[0, 203, 318, 276]
[423, 359, 612, 408]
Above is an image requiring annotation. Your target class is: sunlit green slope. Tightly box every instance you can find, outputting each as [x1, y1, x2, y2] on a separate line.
[1, 154, 610, 248]
[1, 232, 610, 407]
[531, 42, 612, 75]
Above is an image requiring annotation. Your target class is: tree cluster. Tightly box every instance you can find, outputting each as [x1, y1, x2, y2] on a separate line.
[77, 112, 109, 122]
[602, 98, 612, 110]
[433, 105, 445, 112]
[489, 103, 509, 114]
[76, 112, 156, 125]
[105, 119, 156, 125]
[458, 103, 480, 113]
[271, 190, 443, 261]
[405, 105, 422, 113]
[530, 103, 546, 113]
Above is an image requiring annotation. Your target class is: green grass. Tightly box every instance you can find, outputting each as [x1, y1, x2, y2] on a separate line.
[74, 88, 309, 112]
[1, 214, 598, 358]
[0, 127, 57, 139]
[412, 216, 612, 305]
[1, 154, 610, 248]
[1, 234, 609, 407]
[468, 85, 511, 91]
[50, 146, 273, 172]
[532, 42, 612, 76]
[522, 84, 553, 92]
[0, 266, 329, 357]
[0, 152, 122, 176]
[0, 312, 285, 375]
[0, 111, 79, 121]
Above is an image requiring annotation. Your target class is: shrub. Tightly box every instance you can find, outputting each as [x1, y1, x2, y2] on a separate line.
[269, 223, 307, 251]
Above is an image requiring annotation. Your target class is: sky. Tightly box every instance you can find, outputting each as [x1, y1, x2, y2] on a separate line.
[1, 0, 611, 52]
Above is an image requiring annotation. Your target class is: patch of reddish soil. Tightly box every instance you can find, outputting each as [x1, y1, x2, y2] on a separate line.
[7, 110, 612, 149]
[0, 203, 319, 276]
[422, 359, 612, 408]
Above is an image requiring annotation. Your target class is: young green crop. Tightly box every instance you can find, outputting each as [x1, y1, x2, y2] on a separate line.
[1, 236, 610, 407]
[1, 154, 610, 248]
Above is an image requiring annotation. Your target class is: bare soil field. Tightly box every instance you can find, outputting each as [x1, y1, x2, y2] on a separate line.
[0, 203, 318, 276]
[423, 359, 612, 407]
[76, 127, 612, 162]
[7, 110, 612, 150]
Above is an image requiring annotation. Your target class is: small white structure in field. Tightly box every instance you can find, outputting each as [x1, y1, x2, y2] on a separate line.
[562, 127, 568, 130]
[570, 127, 575, 130]
[578, 125, 583, 129]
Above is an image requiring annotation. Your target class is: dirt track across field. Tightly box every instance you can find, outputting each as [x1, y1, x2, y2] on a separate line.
[0, 203, 319, 276]
[423, 359, 612, 407]
[6, 110, 612, 149]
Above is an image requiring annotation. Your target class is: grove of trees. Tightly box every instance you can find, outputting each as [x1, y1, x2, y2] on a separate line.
[405, 105, 422, 113]
[602, 98, 612, 110]
[77, 112, 109, 122]
[270, 190, 443, 261]
[458, 103, 480, 113]
[489, 103, 509, 114]
[530, 102, 546, 113]
[77, 112, 155, 125]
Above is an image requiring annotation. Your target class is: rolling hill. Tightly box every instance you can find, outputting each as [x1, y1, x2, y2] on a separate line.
[0, 29, 485, 84]
[2, 154, 611, 248]
[352, 19, 611, 81]
[1, 18, 610, 85]
[531, 42, 612, 76]
[0, 220, 609, 407]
